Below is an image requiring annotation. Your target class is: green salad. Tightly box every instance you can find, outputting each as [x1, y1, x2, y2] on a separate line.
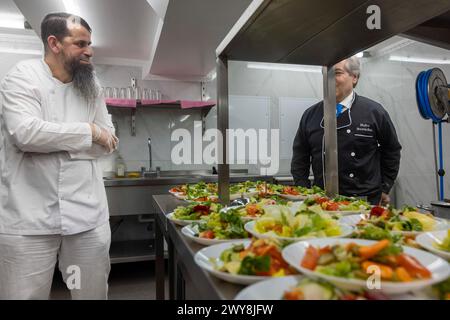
[434, 229, 450, 252]
[351, 223, 404, 244]
[191, 210, 248, 240]
[360, 206, 438, 233]
[255, 204, 343, 238]
[173, 202, 222, 220]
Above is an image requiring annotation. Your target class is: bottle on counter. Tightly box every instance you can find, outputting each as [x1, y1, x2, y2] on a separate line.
[116, 155, 126, 178]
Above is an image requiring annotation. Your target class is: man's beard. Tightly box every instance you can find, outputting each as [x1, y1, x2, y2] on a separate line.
[66, 56, 98, 102]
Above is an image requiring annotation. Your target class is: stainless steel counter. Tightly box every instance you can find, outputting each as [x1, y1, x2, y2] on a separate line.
[153, 194, 244, 300]
[103, 173, 273, 187]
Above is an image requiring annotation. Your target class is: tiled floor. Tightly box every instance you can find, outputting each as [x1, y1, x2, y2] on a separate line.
[50, 261, 165, 300]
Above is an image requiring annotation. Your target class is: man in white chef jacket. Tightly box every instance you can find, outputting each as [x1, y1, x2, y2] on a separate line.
[0, 13, 118, 299]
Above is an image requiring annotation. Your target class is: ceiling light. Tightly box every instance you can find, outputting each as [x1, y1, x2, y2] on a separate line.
[0, 48, 42, 55]
[247, 62, 322, 73]
[389, 55, 450, 64]
[63, 0, 81, 16]
[355, 52, 364, 58]
[0, 13, 25, 29]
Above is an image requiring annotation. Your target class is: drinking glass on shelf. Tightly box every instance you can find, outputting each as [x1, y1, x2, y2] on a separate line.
[155, 90, 162, 101]
[126, 87, 133, 99]
[104, 87, 112, 99]
[112, 87, 119, 99]
[134, 87, 142, 100]
[150, 89, 156, 100]
[143, 88, 150, 100]
[119, 87, 127, 99]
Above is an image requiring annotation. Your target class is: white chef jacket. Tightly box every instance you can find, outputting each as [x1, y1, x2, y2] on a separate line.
[0, 59, 114, 235]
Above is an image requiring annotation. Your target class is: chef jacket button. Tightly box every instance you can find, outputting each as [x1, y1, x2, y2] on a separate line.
[351, 152, 356, 157]
[349, 173, 354, 178]
[347, 129, 351, 134]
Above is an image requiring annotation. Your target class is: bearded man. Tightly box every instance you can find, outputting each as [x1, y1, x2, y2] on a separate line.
[0, 13, 117, 299]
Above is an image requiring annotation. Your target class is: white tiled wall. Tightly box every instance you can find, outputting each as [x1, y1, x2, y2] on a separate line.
[94, 64, 211, 173]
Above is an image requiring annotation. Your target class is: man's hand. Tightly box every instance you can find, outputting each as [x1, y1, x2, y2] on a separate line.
[380, 192, 390, 206]
[90, 123, 118, 153]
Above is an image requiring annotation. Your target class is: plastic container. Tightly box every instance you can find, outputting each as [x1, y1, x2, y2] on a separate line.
[116, 156, 126, 178]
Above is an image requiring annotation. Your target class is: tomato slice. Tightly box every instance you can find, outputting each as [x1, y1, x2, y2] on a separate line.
[370, 206, 385, 217]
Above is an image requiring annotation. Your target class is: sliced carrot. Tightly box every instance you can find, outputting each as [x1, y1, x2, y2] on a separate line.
[345, 242, 358, 251]
[283, 289, 304, 300]
[382, 255, 399, 266]
[271, 225, 283, 234]
[362, 261, 394, 280]
[199, 230, 215, 239]
[396, 254, 431, 279]
[358, 239, 390, 260]
[319, 245, 332, 255]
[246, 204, 260, 216]
[326, 202, 339, 211]
[239, 249, 250, 259]
[254, 244, 274, 256]
[283, 186, 299, 195]
[395, 267, 412, 282]
[301, 246, 320, 270]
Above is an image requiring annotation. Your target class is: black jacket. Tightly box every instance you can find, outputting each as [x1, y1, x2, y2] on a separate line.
[291, 94, 401, 197]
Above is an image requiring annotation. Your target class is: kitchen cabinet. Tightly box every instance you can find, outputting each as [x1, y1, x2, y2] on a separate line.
[106, 184, 172, 264]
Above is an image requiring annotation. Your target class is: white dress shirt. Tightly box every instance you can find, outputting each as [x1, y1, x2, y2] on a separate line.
[0, 59, 114, 235]
[339, 90, 355, 112]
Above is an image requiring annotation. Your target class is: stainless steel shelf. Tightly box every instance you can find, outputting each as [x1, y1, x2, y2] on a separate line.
[217, 0, 450, 66]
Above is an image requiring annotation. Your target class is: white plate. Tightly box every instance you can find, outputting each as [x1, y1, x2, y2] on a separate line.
[244, 220, 353, 242]
[194, 240, 270, 285]
[416, 230, 450, 260]
[243, 190, 259, 198]
[172, 193, 187, 200]
[325, 209, 369, 216]
[229, 193, 242, 201]
[234, 275, 428, 300]
[341, 214, 448, 236]
[166, 212, 201, 226]
[181, 224, 249, 246]
[282, 238, 450, 294]
[279, 194, 308, 201]
[220, 205, 262, 221]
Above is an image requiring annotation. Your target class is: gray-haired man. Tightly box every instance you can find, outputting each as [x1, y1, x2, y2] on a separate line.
[291, 57, 401, 205]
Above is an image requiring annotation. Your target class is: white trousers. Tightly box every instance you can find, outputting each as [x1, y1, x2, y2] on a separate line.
[0, 222, 111, 300]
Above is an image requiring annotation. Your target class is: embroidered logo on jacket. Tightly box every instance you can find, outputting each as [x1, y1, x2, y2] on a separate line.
[356, 123, 373, 133]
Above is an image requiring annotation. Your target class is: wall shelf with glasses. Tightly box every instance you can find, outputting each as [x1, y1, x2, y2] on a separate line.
[105, 98, 216, 109]
[105, 99, 216, 136]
